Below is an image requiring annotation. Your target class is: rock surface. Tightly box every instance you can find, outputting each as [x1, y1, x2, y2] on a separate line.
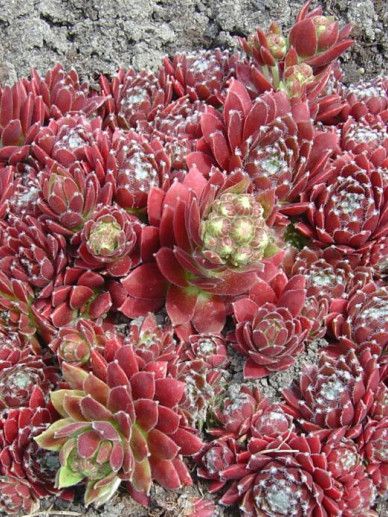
[0, 0, 386, 86]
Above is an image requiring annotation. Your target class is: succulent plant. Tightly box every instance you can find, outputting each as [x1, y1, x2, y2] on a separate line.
[139, 97, 205, 175]
[26, 63, 106, 120]
[297, 152, 388, 266]
[331, 282, 388, 359]
[163, 49, 238, 106]
[233, 268, 311, 378]
[37, 161, 112, 236]
[183, 333, 229, 368]
[32, 114, 102, 167]
[188, 79, 339, 205]
[220, 433, 345, 516]
[74, 205, 142, 276]
[0, 476, 40, 515]
[0, 214, 67, 297]
[289, 0, 352, 69]
[50, 319, 109, 366]
[283, 349, 380, 436]
[120, 166, 276, 334]
[44, 266, 113, 328]
[0, 385, 73, 500]
[35, 345, 203, 507]
[0, 345, 58, 410]
[357, 418, 388, 494]
[99, 68, 172, 129]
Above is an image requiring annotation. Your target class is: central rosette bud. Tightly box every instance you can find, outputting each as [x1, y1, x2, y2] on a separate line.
[87, 220, 122, 256]
[201, 193, 270, 268]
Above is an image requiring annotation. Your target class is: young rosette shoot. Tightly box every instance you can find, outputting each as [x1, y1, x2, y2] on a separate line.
[34, 345, 203, 507]
[120, 166, 278, 334]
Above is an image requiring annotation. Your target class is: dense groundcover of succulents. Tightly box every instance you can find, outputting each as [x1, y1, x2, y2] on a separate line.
[0, 1, 387, 515]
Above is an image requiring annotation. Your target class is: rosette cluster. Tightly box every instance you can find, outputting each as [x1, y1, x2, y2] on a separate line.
[0, 1, 387, 515]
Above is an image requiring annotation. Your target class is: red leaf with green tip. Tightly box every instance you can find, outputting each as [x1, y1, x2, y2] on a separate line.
[83, 374, 109, 406]
[62, 363, 88, 390]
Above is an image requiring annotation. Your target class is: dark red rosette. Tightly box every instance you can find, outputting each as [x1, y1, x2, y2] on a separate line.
[233, 265, 311, 378]
[74, 205, 141, 277]
[99, 67, 173, 129]
[26, 63, 105, 119]
[163, 49, 238, 106]
[283, 349, 380, 437]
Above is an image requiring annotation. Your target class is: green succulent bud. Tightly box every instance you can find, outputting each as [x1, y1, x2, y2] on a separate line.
[87, 220, 122, 255]
[201, 192, 271, 268]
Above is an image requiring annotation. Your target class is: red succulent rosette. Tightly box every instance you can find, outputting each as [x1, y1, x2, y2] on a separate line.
[125, 313, 178, 365]
[220, 433, 344, 516]
[49, 319, 112, 366]
[357, 418, 388, 494]
[169, 358, 226, 427]
[209, 385, 267, 439]
[0, 215, 67, 298]
[344, 76, 388, 120]
[0, 476, 39, 515]
[287, 246, 374, 302]
[163, 49, 238, 106]
[35, 346, 203, 507]
[340, 115, 388, 165]
[233, 267, 311, 378]
[26, 64, 105, 120]
[0, 345, 59, 410]
[120, 166, 277, 334]
[297, 152, 388, 267]
[188, 79, 338, 206]
[40, 266, 113, 328]
[0, 271, 38, 340]
[0, 80, 45, 166]
[283, 349, 380, 437]
[99, 67, 173, 129]
[94, 129, 171, 213]
[331, 282, 388, 361]
[7, 163, 41, 218]
[195, 436, 240, 493]
[37, 161, 112, 236]
[138, 97, 206, 176]
[0, 386, 73, 500]
[31, 114, 102, 168]
[320, 428, 377, 515]
[288, 0, 352, 70]
[182, 333, 229, 368]
[74, 205, 142, 277]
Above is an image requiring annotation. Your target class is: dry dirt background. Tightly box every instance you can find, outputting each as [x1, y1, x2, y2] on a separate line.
[0, 0, 387, 515]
